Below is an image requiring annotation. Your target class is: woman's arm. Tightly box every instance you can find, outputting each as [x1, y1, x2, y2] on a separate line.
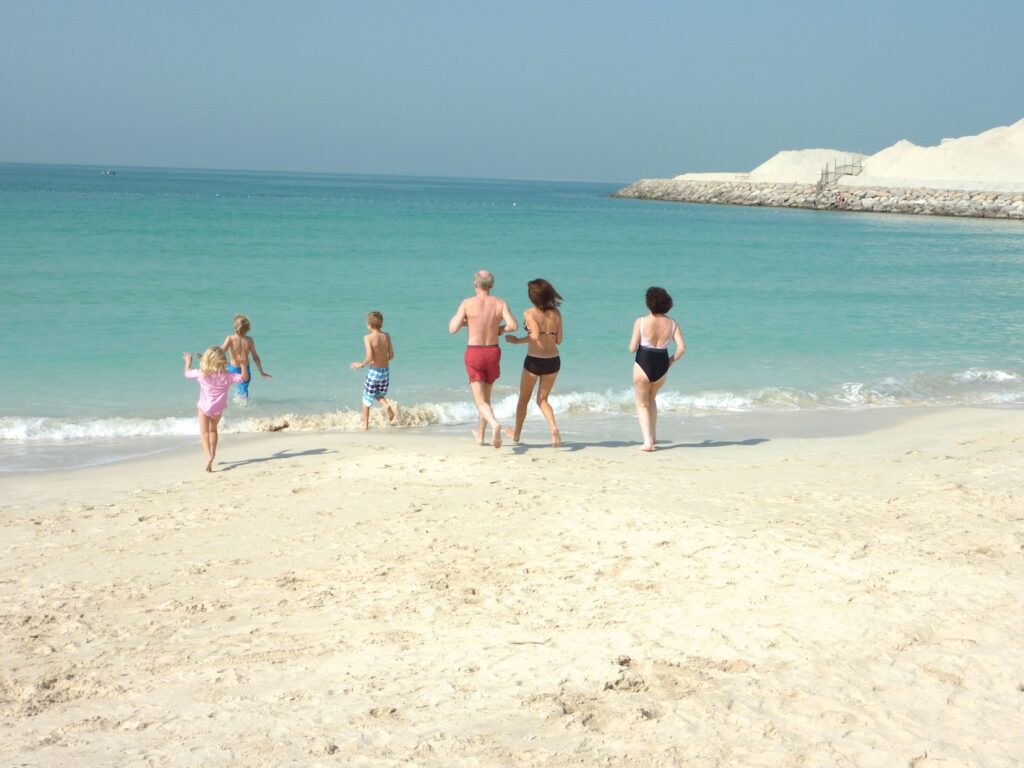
[670, 321, 686, 364]
[628, 317, 641, 353]
[504, 310, 531, 344]
[555, 310, 563, 346]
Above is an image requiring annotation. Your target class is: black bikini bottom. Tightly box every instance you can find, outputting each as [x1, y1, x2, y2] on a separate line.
[524, 355, 561, 376]
[635, 347, 669, 382]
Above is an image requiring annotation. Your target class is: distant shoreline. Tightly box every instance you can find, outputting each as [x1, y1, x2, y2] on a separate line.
[614, 178, 1024, 220]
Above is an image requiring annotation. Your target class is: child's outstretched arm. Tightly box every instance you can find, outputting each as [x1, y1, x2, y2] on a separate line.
[249, 338, 271, 377]
[183, 351, 193, 372]
[350, 336, 373, 370]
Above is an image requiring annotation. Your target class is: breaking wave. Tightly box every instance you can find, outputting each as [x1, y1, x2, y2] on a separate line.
[2, 368, 1020, 442]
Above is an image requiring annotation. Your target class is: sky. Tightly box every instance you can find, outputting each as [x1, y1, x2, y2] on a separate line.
[2, 1, 1022, 182]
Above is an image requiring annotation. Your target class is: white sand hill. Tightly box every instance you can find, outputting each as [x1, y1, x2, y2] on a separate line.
[675, 117, 1024, 190]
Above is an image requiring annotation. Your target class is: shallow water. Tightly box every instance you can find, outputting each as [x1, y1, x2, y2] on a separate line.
[2, 163, 1022, 469]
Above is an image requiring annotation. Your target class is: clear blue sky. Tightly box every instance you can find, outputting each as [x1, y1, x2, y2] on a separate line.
[2, 1, 1022, 182]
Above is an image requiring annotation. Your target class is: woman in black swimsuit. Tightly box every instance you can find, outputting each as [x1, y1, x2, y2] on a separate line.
[504, 278, 564, 447]
[629, 286, 686, 452]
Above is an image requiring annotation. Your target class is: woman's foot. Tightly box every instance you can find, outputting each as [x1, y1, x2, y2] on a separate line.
[505, 428, 520, 443]
[472, 428, 485, 446]
[639, 442, 654, 452]
[205, 459, 214, 472]
[550, 428, 561, 448]
[491, 425, 502, 449]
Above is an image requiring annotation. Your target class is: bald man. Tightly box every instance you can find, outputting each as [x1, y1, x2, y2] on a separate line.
[449, 269, 517, 447]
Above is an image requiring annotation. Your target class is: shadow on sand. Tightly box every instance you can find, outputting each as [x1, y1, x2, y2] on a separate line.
[217, 448, 336, 471]
[511, 437, 769, 454]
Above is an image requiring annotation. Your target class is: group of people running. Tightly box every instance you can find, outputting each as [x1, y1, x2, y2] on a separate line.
[447, 269, 685, 452]
[183, 271, 685, 471]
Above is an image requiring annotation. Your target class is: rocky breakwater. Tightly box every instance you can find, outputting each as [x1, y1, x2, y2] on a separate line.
[614, 179, 1024, 220]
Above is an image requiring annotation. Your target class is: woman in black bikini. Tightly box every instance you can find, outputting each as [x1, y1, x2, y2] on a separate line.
[629, 286, 686, 452]
[504, 278, 563, 447]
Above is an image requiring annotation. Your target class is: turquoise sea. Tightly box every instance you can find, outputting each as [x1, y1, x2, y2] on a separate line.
[1, 163, 1022, 470]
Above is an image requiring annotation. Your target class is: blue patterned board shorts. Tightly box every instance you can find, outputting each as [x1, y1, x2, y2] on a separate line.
[362, 366, 390, 407]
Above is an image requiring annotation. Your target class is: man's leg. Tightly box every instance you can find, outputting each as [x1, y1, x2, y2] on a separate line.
[470, 380, 501, 448]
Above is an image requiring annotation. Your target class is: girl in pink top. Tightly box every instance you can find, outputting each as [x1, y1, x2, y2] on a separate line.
[184, 347, 247, 472]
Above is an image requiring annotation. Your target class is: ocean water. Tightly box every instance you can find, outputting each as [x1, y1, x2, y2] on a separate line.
[1, 163, 1022, 470]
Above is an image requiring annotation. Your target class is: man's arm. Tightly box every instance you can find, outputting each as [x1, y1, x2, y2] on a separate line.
[448, 300, 468, 334]
[499, 300, 518, 333]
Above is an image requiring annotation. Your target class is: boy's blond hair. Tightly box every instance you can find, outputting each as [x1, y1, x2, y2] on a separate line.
[366, 311, 384, 330]
[200, 346, 228, 374]
[234, 314, 251, 335]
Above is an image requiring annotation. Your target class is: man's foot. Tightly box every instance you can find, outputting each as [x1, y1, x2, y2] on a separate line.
[385, 405, 396, 423]
[491, 425, 502, 449]
[505, 428, 520, 443]
[551, 428, 561, 448]
[472, 428, 485, 446]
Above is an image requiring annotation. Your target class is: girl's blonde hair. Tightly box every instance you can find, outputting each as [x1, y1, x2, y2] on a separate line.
[200, 346, 228, 374]
[234, 314, 251, 335]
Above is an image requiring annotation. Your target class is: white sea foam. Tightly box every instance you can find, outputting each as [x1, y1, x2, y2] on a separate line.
[2, 369, 1019, 442]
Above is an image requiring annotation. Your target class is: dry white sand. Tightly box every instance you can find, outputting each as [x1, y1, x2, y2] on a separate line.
[674, 117, 1024, 191]
[2, 408, 1023, 767]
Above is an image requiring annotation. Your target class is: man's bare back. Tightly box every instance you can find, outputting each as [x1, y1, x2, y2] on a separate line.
[462, 294, 511, 345]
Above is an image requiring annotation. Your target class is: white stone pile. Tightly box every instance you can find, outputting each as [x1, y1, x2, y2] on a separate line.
[614, 179, 1024, 219]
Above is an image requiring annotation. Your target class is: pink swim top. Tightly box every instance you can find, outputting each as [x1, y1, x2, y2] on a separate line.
[185, 369, 244, 416]
[639, 316, 676, 350]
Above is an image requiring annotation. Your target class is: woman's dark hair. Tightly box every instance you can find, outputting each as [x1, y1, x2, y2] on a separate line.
[528, 278, 562, 309]
[645, 286, 673, 314]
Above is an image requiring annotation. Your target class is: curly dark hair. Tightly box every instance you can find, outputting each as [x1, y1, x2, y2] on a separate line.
[645, 286, 673, 314]
[528, 278, 562, 309]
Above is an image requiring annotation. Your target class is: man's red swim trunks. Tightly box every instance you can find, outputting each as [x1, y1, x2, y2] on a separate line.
[464, 344, 501, 384]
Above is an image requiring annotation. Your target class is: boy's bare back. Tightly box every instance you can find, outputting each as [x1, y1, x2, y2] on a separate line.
[365, 331, 393, 368]
[223, 334, 254, 367]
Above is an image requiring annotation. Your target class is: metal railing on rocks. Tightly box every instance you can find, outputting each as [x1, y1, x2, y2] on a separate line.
[816, 155, 864, 192]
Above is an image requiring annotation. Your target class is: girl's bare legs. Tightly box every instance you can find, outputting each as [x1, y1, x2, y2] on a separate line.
[198, 410, 223, 471]
[506, 368, 537, 442]
[197, 409, 213, 470]
[535, 371, 561, 447]
[633, 364, 655, 451]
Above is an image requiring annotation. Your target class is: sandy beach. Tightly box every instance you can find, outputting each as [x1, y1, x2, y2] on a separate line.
[2, 407, 1023, 766]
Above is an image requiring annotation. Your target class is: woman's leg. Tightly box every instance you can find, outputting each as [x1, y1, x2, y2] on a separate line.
[633, 364, 654, 451]
[648, 375, 667, 445]
[506, 367, 537, 442]
[535, 371, 560, 447]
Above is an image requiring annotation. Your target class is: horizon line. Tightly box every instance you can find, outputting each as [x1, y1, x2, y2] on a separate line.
[0, 159, 628, 187]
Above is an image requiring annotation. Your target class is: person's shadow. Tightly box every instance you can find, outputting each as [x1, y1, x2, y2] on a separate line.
[512, 437, 768, 454]
[217, 448, 335, 471]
